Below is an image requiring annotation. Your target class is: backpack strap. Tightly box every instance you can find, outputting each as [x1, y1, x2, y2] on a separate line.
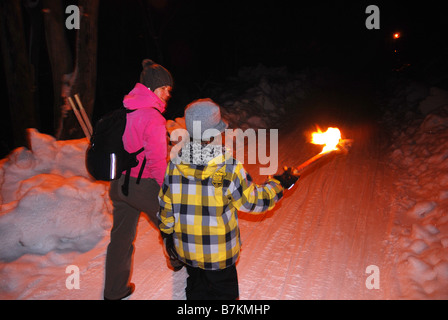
[121, 147, 145, 196]
[121, 108, 137, 196]
[136, 148, 146, 184]
[121, 169, 131, 196]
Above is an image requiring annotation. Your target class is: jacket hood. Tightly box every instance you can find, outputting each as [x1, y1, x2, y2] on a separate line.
[175, 141, 232, 181]
[123, 83, 166, 113]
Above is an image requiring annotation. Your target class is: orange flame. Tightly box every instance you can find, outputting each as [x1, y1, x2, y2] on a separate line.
[311, 127, 341, 154]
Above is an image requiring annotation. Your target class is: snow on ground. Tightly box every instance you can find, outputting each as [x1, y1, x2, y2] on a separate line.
[381, 78, 448, 299]
[0, 67, 447, 300]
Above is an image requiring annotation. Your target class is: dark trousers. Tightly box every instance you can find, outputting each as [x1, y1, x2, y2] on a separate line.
[103, 175, 160, 300]
[185, 265, 239, 300]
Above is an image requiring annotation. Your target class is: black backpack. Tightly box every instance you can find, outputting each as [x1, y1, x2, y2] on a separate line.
[86, 108, 146, 196]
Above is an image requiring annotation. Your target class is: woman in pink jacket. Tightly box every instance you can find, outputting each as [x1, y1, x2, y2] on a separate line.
[103, 59, 173, 300]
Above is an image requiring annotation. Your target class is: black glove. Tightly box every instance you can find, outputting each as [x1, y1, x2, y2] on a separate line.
[161, 231, 184, 271]
[274, 167, 299, 190]
[162, 232, 178, 261]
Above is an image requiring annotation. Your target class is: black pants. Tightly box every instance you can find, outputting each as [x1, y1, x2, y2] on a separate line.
[185, 265, 239, 300]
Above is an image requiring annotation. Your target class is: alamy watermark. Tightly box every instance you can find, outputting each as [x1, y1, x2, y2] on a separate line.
[365, 265, 380, 290]
[65, 5, 381, 33]
[365, 5, 380, 30]
[65, 265, 80, 290]
[65, 5, 80, 30]
[169, 122, 279, 176]
[64, 263, 381, 291]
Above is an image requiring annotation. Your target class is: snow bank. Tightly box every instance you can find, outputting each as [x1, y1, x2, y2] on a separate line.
[0, 129, 112, 262]
[384, 79, 448, 299]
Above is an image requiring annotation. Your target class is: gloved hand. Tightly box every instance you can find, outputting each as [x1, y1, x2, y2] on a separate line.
[162, 232, 178, 261]
[161, 231, 184, 271]
[274, 166, 299, 190]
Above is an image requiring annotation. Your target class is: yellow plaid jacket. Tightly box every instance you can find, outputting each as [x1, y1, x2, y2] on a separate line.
[158, 143, 283, 270]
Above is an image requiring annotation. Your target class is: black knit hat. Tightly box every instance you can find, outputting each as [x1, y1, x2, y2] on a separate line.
[139, 59, 173, 91]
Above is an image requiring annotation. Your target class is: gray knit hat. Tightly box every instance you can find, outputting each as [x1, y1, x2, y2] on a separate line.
[185, 99, 228, 141]
[139, 59, 173, 91]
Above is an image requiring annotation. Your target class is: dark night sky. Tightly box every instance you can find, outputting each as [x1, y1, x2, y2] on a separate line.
[94, 0, 448, 118]
[1, 0, 447, 156]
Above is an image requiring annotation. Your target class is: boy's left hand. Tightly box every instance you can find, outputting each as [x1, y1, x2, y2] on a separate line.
[273, 166, 299, 190]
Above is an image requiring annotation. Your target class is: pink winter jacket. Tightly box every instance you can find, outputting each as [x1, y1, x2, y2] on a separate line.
[122, 83, 167, 186]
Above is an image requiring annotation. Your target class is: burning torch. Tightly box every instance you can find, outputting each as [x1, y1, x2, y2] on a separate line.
[274, 127, 352, 191]
[293, 127, 353, 176]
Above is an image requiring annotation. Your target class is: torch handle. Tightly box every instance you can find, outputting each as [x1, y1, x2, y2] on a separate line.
[293, 150, 335, 175]
[291, 138, 352, 175]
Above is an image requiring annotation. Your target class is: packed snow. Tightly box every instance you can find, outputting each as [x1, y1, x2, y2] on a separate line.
[1, 66, 447, 300]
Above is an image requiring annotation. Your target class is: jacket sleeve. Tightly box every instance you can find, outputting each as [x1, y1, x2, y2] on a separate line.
[157, 165, 174, 235]
[229, 162, 283, 213]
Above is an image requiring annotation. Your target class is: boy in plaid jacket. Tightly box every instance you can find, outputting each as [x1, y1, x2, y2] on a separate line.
[157, 99, 297, 299]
